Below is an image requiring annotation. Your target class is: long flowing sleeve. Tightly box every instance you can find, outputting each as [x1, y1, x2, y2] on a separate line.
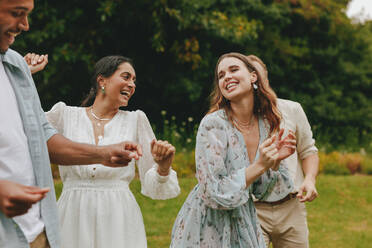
[136, 110, 180, 200]
[195, 115, 250, 210]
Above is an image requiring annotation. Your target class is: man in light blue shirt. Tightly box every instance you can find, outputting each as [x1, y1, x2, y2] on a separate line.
[0, 1, 142, 247]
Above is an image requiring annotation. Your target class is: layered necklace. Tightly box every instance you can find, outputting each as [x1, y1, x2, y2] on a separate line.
[90, 108, 112, 127]
[233, 114, 255, 135]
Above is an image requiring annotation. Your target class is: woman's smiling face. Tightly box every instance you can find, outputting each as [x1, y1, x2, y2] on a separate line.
[217, 57, 257, 102]
[100, 62, 136, 107]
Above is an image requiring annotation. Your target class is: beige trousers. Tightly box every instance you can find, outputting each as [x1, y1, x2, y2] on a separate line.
[255, 197, 309, 248]
[29, 230, 50, 248]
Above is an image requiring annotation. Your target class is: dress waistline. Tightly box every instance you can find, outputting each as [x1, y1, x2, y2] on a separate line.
[62, 179, 129, 190]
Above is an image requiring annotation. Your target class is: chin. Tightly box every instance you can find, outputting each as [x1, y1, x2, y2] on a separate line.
[119, 102, 129, 107]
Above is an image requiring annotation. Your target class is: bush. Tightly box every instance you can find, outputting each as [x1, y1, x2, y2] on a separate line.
[343, 153, 363, 174]
[319, 151, 349, 175]
[323, 162, 350, 175]
[361, 156, 372, 175]
[319, 151, 370, 175]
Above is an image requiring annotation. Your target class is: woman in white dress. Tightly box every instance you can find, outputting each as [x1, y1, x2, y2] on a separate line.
[46, 55, 181, 248]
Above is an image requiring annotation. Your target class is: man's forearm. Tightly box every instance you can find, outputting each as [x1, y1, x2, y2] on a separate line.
[302, 153, 319, 182]
[47, 134, 105, 165]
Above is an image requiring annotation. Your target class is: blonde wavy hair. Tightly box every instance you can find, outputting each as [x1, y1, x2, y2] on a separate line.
[208, 52, 281, 135]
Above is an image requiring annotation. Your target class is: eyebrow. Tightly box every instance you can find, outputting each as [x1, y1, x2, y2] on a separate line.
[13, 6, 32, 12]
[229, 65, 239, 69]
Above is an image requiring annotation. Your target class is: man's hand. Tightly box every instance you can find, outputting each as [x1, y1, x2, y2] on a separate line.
[0, 180, 49, 218]
[151, 139, 175, 176]
[276, 129, 296, 161]
[24, 53, 48, 74]
[102, 141, 143, 167]
[297, 177, 318, 202]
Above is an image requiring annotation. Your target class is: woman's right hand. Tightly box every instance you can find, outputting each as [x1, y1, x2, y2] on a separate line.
[151, 139, 176, 176]
[257, 135, 279, 171]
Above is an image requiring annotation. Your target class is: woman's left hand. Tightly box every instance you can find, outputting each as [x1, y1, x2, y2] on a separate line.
[151, 139, 175, 176]
[276, 129, 296, 161]
[24, 53, 48, 74]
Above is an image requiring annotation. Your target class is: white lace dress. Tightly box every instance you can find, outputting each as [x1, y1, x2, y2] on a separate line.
[46, 102, 180, 248]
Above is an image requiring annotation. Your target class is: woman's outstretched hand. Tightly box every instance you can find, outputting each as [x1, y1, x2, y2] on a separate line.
[151, 139, 176, 176]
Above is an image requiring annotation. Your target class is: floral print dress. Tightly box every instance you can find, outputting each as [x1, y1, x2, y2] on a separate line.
[170, 110, 293, 248]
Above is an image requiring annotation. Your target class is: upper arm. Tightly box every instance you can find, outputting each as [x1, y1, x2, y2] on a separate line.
[294, 103, 318, 160]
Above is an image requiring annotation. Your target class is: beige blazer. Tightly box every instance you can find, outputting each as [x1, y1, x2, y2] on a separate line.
[277, 98, 318, 191]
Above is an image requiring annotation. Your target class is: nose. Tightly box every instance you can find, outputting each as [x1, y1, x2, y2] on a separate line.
[128, 80, 136, 91]
[224, 73, 232, 82]
[18, 16, 30, 31]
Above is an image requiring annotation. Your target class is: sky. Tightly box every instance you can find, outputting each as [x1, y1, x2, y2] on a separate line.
[346, 0, 372, 23]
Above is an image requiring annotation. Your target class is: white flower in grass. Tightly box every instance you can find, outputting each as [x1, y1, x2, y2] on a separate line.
[188, 117, 193, 122]
[161, 110, 167, 116]
[171, 116, 176, 120]
[186, 138, 192, 143]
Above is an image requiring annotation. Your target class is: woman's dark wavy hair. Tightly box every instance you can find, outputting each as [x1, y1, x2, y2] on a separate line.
[81, 55, 133, 107]
[208, 52, 281, 135]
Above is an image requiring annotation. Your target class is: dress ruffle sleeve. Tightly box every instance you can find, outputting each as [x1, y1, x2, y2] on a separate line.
[45, 101, 66, 133]
[136, 110, 180, 200]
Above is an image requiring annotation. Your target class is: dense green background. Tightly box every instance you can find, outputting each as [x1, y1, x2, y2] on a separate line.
[13, 0, 372, 151]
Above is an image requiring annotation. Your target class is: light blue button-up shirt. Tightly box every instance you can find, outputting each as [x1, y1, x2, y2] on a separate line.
[0, 49, 59, 248]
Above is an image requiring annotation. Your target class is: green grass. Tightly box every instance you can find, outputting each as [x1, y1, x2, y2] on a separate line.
[55, 175, 372, 248]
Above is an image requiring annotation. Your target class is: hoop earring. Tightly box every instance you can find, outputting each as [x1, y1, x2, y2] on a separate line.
[101, 86, 105, 94]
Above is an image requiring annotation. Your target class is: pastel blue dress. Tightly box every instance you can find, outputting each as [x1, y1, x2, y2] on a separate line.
[170, 110, 293, 248]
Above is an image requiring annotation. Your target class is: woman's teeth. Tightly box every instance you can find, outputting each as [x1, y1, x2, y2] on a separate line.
[226, 82, 238, 90]
[120, 91, 130, 96]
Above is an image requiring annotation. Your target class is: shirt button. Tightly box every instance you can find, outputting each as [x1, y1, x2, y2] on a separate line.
[91, 175, 95, 178]
[98, 135, 103, 140]
[93, 167, 96, 171]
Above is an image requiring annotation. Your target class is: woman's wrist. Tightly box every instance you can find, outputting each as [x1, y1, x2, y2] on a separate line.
[157, 164, 170, 176]
[253, 161, 269, 175]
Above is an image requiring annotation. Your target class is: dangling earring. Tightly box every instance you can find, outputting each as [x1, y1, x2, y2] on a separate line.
[101, 85, 105, 94]
[252, 83, 258, 90]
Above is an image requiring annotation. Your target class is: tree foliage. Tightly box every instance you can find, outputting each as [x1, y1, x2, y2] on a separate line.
[13, 0, 372, 151]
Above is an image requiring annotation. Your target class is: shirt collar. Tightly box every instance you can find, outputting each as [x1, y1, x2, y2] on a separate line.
[0, 49, 24, 69]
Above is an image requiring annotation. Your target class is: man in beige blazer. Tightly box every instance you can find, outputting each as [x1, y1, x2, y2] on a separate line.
[250, 56, 319, 248]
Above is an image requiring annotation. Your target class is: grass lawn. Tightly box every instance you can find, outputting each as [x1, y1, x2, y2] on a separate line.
[54, 175, 372, 247]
